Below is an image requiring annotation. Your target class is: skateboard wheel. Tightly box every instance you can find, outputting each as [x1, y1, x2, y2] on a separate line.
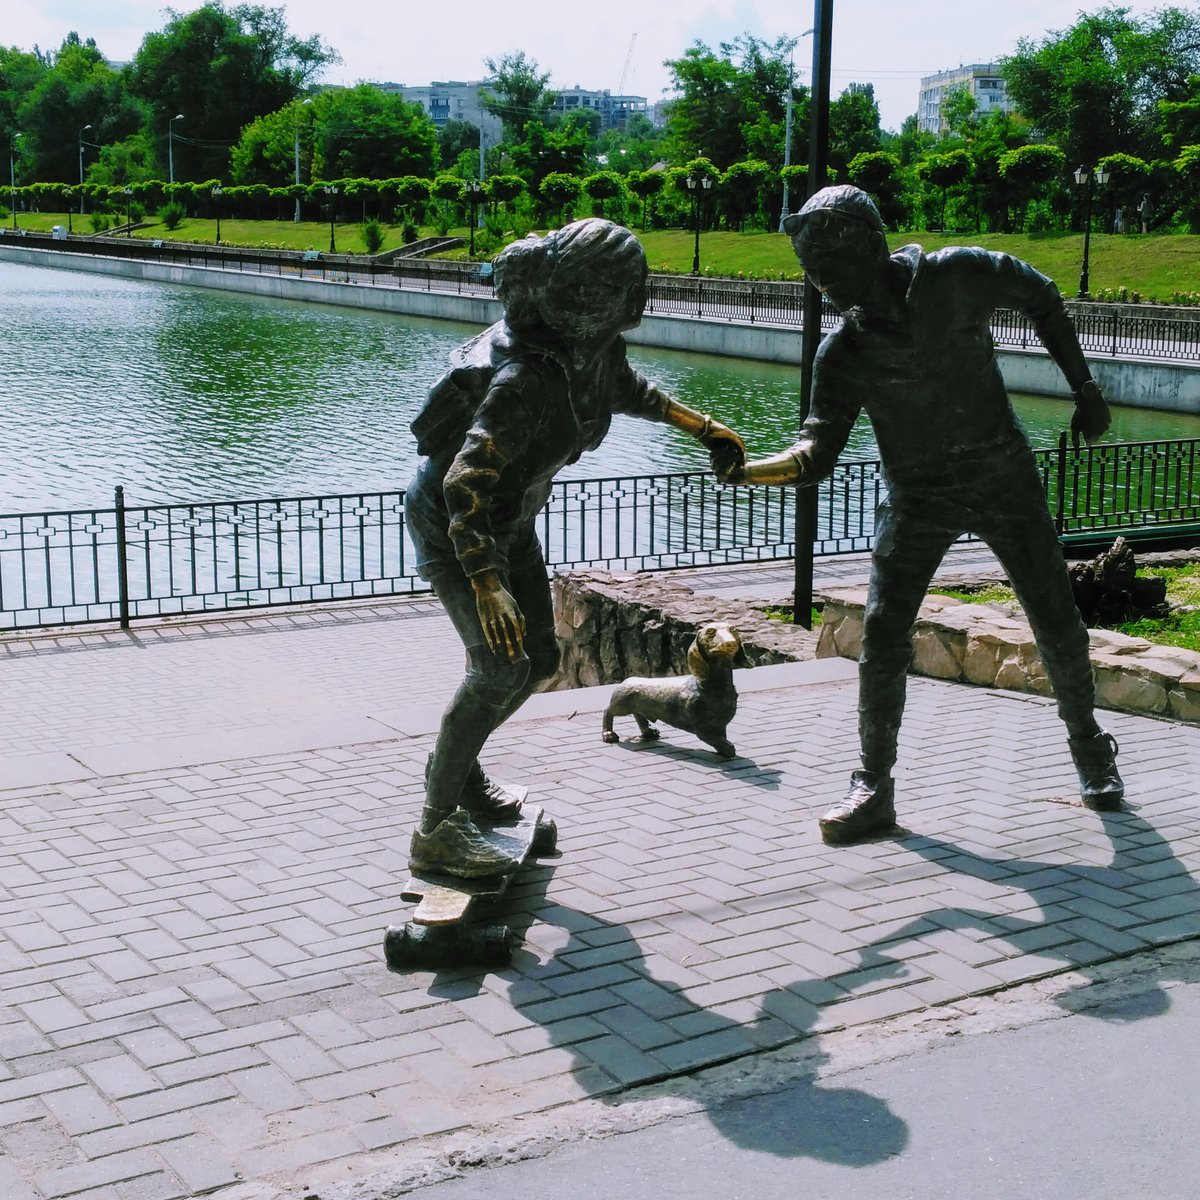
[532, 815, 558, 856]
[469, 924, 514, 966]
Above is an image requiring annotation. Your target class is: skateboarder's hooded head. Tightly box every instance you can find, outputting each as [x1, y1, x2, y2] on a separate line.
[783, 185, 889, 312]
[495, 218, 648, 344]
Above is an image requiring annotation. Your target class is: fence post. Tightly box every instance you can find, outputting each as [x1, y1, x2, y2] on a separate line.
[1111, 308, 1119, 357]
[695, 279, 703, 319]
[114, 485, 131, 629]
[1054, 430, 1068, 536]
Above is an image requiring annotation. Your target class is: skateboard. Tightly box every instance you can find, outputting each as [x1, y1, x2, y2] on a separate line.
[383, 806, 558, 969]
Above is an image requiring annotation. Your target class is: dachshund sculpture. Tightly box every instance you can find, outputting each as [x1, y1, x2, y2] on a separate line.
[602, 622, 741, 758]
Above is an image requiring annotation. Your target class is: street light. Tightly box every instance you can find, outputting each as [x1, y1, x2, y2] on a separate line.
[778, 28, 814, 232]
[293, 98, 313, 222]
[323, 183, 338, 253]
[1073, 163, 1110, 298]
[686, 171, 713, 275]
[64, 187, 74, 234]
[466, 179, 484, 258]
[122, 185, 133, 237]
[168, 113, 184, 184]
[78, 123, 92, 214]
[9, 133, 22, 231]
[212, 183, 223, 246]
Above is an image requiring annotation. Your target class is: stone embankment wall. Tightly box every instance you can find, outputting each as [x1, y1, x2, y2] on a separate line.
[816, 586, 1200, 723]
[548, 569, 814, 689]
[549, 568, 1200, 724]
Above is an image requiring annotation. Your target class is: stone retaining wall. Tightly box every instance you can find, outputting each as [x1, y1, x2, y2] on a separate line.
[548, 569, 815, 689]
[816, 586, 1200, 723]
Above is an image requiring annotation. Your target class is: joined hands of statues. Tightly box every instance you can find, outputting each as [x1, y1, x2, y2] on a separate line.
[702, 419, 746, 481]
[1070, 379, 1112, 448]
[472, 570, 527, 662]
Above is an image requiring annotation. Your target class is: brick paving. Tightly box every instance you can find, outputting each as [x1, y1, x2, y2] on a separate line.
[0, 558, 1197, 1199]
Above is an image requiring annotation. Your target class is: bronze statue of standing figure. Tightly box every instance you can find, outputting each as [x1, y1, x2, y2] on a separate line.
[723, 185, 1124, 844]
[405, 219, 746, 877]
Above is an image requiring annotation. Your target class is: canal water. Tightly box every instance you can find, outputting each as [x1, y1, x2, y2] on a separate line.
[5, 259, 1200, 513]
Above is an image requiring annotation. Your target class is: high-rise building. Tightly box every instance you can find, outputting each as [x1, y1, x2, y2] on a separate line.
[917, 65, 1015, 135]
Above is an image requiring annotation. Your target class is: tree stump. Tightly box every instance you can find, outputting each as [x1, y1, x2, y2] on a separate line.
[1068, 537, 1168, 626]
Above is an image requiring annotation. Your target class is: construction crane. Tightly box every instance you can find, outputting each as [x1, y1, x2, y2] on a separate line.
[615, 33, 637, 131]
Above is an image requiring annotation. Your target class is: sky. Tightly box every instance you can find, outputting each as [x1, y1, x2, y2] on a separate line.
[5, 0, 1178, 133]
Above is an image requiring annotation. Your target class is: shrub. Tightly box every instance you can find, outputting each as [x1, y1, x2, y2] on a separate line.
[362, 217, 385, 254]
[160, 201, 186, 231]
[89, 211, 112, 233]
[401, 220, 418, 244]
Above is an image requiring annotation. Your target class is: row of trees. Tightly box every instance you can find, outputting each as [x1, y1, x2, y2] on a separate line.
[3, 3, 1200, 234]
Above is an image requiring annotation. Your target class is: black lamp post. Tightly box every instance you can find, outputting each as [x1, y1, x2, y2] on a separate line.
[687, 172, 713, 274]
[1074, 163, 1110, 298]
[64, 187, 73, 234]
[9, 132, 22, 231]
[323, 184, 338, 253]
[78, 123, 92, 216]
[466, 179, 484, 258]
[212, 183, 222, 245]
[122, 185, 133, 237]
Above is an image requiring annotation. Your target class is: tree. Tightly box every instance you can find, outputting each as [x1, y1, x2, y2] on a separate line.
[485, 173, 524, 222]
[538, 171, 580, 225]
[482, 50, 554, 141]
[509, 116, 591, 195]
[309, 85, 437, 182]
[916, 149, 970, 229]
[720, 159, 770, 230]
[1003, 7, 1200, 167]
[582, 170, 623, 219]
[998, 143, 1066, 231]
[127, 2, 339, 180]
[437, 119, 480, 170]
[627, 168, 665, 228]
[848, 150, 904, 229]
[664, 35, 803, 171]
[829, 83, 882, 177]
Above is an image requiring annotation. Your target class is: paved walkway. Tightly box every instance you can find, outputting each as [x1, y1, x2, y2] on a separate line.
[0, 553, 1196, 1200]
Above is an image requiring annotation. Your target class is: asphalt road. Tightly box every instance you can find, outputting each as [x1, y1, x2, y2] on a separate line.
[376, 946, 1200, 1200]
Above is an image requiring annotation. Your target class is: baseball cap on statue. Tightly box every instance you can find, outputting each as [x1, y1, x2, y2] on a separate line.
[782, 185, 886, 239]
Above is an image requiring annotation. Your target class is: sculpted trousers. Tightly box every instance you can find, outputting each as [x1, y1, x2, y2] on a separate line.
[412, 520, 559, 823]
[858, 482, 1099, 778]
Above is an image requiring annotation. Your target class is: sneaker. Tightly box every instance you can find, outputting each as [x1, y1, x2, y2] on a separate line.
[1068, 730, 1124, 811]
[819, 771, 897, 844]
[460, 764, 525, 823]
[409, 811, 522, 879]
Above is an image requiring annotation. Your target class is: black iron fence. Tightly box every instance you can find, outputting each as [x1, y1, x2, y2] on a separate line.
[5, 229, 1200, 361]
[1, 437, 1196, 632]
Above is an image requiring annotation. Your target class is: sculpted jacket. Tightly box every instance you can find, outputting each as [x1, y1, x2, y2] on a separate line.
[793, 245, 1093, 498]
[408, 320, 672, 578]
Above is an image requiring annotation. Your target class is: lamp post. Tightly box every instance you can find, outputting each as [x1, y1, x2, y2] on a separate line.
[9, 132, 22, 231]
[64, 187, 74, 234]
[778, 28, 814, 232]
[686, 172, 713, 275]
[466, 179, 484, 258]
[212, 183, 223, 246]
[293, 98, 312, 222]
[1074, 163, 1110, 298]
[168, 113, 184, 184]
[323, 184, 338, 253]
[122, 185, 133, 237]
[78, 123, 92, 214]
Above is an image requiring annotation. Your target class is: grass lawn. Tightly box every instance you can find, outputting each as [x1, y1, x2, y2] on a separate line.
[9, 210, 1200, 301]
[931, 565, 1200, 653]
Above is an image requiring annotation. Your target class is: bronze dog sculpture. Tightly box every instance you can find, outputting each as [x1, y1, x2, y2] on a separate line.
[602, 622, 741, 758]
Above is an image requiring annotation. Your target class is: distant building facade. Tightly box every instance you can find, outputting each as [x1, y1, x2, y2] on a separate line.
[549, 87, 648, 131]
[917, 64, 1015, 135]
[388, 80, 504, 145]
[391, 78, 649, 138]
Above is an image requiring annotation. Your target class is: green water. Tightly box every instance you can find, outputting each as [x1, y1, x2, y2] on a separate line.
[4, 259, 1198, 512]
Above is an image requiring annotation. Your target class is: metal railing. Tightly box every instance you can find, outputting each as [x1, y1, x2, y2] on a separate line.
[6, 229, 1200, 360]
[1, 437, 1196, 632]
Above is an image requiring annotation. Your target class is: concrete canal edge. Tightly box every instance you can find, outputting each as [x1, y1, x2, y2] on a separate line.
[3, 243, 1199, 416]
